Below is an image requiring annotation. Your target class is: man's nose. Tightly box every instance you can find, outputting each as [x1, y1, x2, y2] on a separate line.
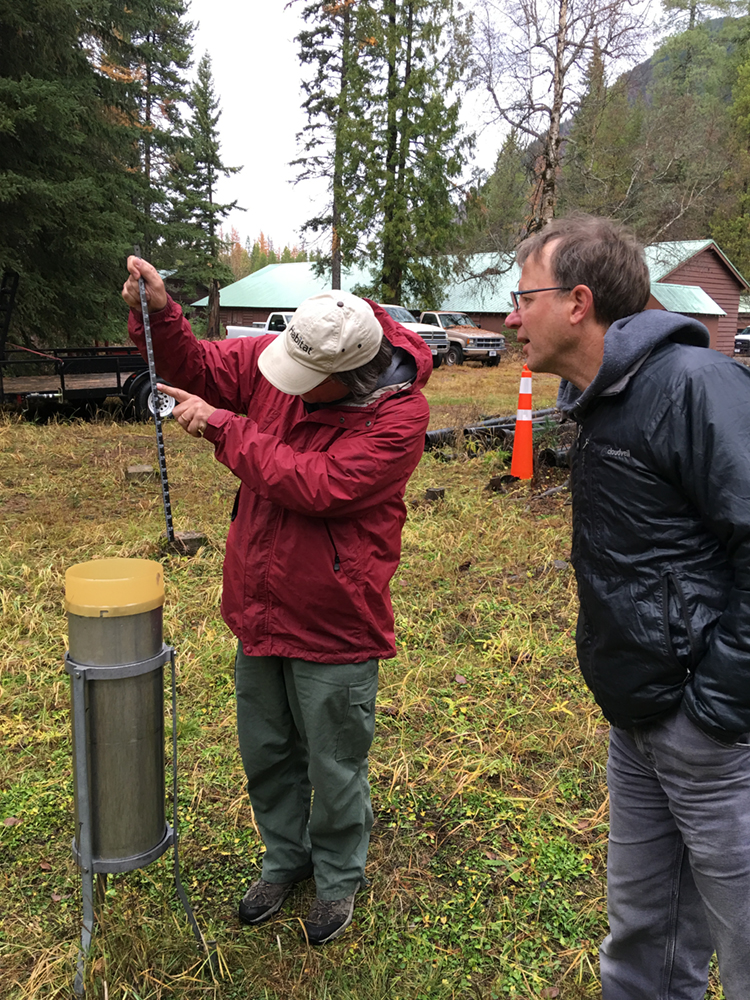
[505, 307, 521, 329]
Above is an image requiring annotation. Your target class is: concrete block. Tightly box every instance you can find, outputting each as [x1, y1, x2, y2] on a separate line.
[125, 464, 156, 482]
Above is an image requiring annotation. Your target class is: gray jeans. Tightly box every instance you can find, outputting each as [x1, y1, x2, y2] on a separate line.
[234, 645, 378, 900]
[602, 704, 750, 999]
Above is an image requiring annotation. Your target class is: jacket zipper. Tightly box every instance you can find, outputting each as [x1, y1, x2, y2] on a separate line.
[324, 520, 341, 572]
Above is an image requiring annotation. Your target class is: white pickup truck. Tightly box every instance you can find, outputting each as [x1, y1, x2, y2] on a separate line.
[226, 312, 293, 338]
[419, 310, 506, 366]
[379, 305, 449, 368]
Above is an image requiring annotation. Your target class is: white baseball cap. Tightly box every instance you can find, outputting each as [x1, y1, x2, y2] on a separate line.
[257, 291, 383, 395]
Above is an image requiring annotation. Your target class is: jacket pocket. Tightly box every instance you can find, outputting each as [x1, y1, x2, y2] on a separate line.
[662, 570, 698, 672]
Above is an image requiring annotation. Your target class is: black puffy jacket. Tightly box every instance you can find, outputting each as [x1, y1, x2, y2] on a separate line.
[559, 311, 750, 742]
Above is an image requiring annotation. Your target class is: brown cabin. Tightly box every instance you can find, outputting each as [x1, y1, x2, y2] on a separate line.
[645, 241, 749, 355]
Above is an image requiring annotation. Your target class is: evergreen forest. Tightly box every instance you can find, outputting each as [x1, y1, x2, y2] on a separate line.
[3, 0, 750, 345]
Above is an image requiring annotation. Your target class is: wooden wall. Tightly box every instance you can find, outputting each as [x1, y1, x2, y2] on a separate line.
[218, 307, 284, 331]
[645, 295, 719, 344]
[661, 248, 741, 356]
[466, 312, 509, 335]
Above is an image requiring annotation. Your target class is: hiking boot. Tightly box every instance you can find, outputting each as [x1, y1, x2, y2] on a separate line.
[239, 878, 294, 924]
[302, 892, 356, 945]
[238, 879, 294, 925]
[238, 863, 314, 925]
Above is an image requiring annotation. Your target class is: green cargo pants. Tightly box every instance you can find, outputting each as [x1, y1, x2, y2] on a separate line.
[234, 644, 378, 900]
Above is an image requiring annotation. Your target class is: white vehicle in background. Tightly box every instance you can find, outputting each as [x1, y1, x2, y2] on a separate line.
[379, 304, 449, 368]
[735, 326, 750, 355]
[226, 312, 293, 338]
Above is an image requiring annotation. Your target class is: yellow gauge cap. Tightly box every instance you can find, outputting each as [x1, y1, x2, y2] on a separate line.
[65, 558, 164, 618]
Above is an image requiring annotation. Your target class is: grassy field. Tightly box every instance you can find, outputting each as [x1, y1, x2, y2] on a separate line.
[0, 359, 723, 999]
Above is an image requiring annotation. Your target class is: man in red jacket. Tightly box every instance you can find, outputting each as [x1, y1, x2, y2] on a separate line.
[122, 257, 431, 945]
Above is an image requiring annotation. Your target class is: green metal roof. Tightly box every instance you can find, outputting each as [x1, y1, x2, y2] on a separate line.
[192, 254, 522, 312]
[192, 262, 374, 308]
[650, 282, 725, 316]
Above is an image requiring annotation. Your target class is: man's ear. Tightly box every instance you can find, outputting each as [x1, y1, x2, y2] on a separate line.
[569, 284, 595, 326]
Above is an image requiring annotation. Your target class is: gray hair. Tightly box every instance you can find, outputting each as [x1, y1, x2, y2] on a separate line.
[335, 336, 393, 399]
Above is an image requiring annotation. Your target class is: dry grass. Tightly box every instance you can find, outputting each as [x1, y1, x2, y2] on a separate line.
[0, 359, 725, 999]
[426, 361, 560, 430]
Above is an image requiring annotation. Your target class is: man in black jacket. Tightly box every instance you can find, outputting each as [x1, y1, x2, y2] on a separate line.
[505, 214, 750, 999]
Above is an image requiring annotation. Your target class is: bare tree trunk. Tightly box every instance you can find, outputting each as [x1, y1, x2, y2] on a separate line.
[381, 0, 402, 303]
[538, 0, 568, 227]
[332, 2, 352, 290]
[208, 279, 220, 340]
[144, 57, 153, 257]
[395, 2, 414, 227]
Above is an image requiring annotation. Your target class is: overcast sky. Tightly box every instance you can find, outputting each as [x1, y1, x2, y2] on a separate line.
[187, 1, 314, 250]
[186, 0, 508, 253]
[187, 0, 656, 253]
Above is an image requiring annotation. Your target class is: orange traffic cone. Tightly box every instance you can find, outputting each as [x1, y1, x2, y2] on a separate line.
[510, 364, 534, 480]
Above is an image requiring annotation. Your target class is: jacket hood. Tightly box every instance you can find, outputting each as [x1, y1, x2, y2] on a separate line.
[557, 310, 710, 416]
[366, 299, 433, 392]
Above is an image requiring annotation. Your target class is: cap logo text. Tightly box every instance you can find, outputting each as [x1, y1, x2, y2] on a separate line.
[288, 324, 313, 355]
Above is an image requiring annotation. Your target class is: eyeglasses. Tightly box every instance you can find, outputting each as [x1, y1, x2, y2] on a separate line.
[510, 286, 571, 311]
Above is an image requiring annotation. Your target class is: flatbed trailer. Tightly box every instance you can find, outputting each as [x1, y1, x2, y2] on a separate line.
[0, 344, 161, 418]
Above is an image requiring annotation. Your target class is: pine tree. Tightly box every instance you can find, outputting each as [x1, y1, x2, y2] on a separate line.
[249, 240, 264, 273]
[118, 0, 194, 257]
[161, 52, 239, 299]
[708, 44, 750, 276]
[454, 130, 533, 256]
[294, 0, 375, 287]
[0, 0, 141, 345]
[187, 54, 240, 253]
[559, 41, 645, 219]
[294, 0, 472, 306]
[371, 0, 472, 304]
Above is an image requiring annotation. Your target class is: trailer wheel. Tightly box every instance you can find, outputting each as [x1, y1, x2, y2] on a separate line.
[134, 380, 153, 421]
[445, 344, 464, 366]
[133, 379, 175, 421]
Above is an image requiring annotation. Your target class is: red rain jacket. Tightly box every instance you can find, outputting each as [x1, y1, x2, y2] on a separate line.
[128, 298, 432, 662]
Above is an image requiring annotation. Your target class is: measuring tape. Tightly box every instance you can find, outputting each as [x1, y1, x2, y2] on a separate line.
[134, 248, 175, 544]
